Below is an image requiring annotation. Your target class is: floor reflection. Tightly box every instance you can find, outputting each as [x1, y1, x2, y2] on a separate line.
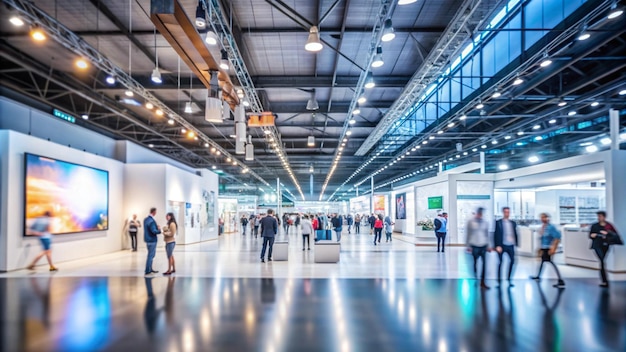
[0, 277, 625, 351]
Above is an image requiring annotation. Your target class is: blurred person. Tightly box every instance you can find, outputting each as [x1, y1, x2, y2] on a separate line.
[347, 214, 354, 234]
[332, 213, 344, 242]
[589, 211, 621, 287]
[373, 214, 384, 245]
[531, 213, 565, 288]
[295, 214, 301, 233]
[384, 215, 394, 242]
[26, 211, 58, 272]
[354, 214, 361, 234]
[369, 213, 376, 235]
[494, 207, 518, 287]
[124, 214, 141, 251]
[283, 213, 289, 234]
[301, 214, 313, 251]
[249, 215, 256, 237]
[240, 215, 248, 235]
[434, 212, 448, 253]
[260, 209, 279, 262]
[144, 207, 161, 276]
[466, 207, 491, 289]
[162, 212, 178, 275]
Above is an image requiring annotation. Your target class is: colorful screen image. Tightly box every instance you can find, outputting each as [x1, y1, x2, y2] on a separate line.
[395, 193, 406, 219]
[24, 153, 109, 235]
[374, 195, 386, 213]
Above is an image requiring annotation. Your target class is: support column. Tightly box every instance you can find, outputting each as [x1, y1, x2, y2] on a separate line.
[309, 173, 313, 200]
[356, 186, 359, 197]
[479, 152, 485, 174]
[605, 109, 626, 272]
[610, 109, 619, 150]
[370, 176, 375, 214]
[276, 178, 281, 217]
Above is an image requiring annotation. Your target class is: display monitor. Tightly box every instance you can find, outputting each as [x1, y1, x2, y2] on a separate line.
[24, 153, 109, 235]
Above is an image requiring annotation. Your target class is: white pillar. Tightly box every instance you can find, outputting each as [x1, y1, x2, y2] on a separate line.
[480, 152, 485, 174]
[370, 176, 375, 214]
[605, 149, 626, 272]
[610, 109, 619, 150]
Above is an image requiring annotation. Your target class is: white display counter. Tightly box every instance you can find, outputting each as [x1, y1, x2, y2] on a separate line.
[562, 227, 599, 269]
[517, 226, 538, 257]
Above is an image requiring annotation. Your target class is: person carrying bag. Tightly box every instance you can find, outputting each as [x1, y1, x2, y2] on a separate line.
[589, 211, 623, 288]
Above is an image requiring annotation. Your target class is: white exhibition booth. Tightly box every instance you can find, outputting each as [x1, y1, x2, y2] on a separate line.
[356, 148, 626, 273]
[0, 97, 220, 272]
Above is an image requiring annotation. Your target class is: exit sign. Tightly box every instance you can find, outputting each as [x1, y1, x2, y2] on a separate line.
[53, 109, 76, 123]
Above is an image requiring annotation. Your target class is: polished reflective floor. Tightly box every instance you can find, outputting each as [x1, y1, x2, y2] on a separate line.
[1, 230, 625, 351]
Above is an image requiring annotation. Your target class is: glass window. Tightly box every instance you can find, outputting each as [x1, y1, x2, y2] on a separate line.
[482, 38, 496, 84]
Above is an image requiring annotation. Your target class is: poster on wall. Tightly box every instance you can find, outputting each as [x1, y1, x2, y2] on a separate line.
[185, 203, 202, 229]
[374, 195, 385, 213]
[395, 193, 406, 219]
[24, 153, 109, 235]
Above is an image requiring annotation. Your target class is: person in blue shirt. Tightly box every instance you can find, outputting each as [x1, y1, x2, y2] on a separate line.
[144, 207, 162, 276]
[384, 215, 393, 242]
[531, 213, 565, 288]
[259, 209, 279, 262]
[434, 212, 448, 252]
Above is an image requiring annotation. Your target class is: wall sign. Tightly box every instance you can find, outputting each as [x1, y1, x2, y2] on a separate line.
[428, 196, 443, 210]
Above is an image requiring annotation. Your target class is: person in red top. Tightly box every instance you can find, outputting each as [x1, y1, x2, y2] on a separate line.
[311, 215, 319, 231]
[373, 214, 384, 245]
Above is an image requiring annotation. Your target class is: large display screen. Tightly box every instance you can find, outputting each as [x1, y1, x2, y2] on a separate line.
[395, 193, 406, 219]
[24, 153, 109, 235]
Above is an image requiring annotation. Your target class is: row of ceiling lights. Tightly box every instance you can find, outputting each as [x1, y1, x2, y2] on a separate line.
[6, 3, 280, 190]
[320, 0, 422, 200]
[339, 7, 626, 191]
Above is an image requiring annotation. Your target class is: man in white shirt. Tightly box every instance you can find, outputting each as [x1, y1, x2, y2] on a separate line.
[494, 207, 519, 287]
[466, 207, 491, 289]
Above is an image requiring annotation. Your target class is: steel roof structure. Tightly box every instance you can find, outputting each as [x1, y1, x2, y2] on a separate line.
[1, 0, 625, 200]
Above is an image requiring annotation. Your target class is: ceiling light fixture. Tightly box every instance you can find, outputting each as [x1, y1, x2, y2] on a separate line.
[558, 100, 567, 107]
[306, 89, 319, 110]
[600, 137, 611, 145]
[346, 130, 353, 136]
[75, 58, 89, 69]
[568, 111, 577, 116]
[358, 94, 367, 104]
[528, 155, 539, 163]
[125, 90, 134, 97]
[305, 26, 323, 52]
[498, 164, 509, 171]
[9, 15, 24, 27]
[512, 76, 524, 86]
[549, 119, 557, 124]
[195, 1, 206, 29]
[81, 114, 89, 120]
[517, 131, 525, 135]
[619, 89, 626, 95]
[476, 102, 484, 109]
[585, 145, 598, 153]
[364, 72, 375, 89]
[105, 75, 115, 85]
[146, 102, 154, 109]
[372, 46, 384, 68]
[459, 115, 467, 121]
[448, 122, 455, 128]
[156, 109, 163, 116]
[204, 31, 218, 46]
[381, 19, 396, 42]
[307, 136, 315, 147]
[532, 125, 541, 130]
[352, 108, 361, 115]
[578, 32, 591, 41]
[168, 119, 174, 125]
[437, 130, 444, 134]
[591, 101, 600, 107]
[151, 67, 162, 84]
[608, 3, 624, 19]
[184, 101, 193, 113]
[30, 26, 46, 41]
[219, 50, 229, 70]
[540, 58, 553, 67]
[349, 119, 356, 125]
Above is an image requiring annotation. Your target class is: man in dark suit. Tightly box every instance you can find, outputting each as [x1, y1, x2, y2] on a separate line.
[493, 207, 518, 287]
[259, 209, 279, 262]
[144, 207, 162, 276]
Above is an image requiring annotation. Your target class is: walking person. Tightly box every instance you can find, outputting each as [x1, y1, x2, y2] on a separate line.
[494, 207, 518, 287]
[144, 208, 162, 276]
[240, 215, 248, 235]
[295, 214, 301, 234]
[589, 211, 622, 287]
[354, 214, 361, 234]
[531, 213, 565, 288]
[384, 215, 393, 242]
[347, 214, 354, 234]
[282, 213, 289, 234]
[26, 211, 58, 272]
[125, 214, 141, 252]
[301, 215, 313, 251]
[434, 212, 448, 253]
[162, 212, 177, 275]
[466, 207, 491, 290]
[253, 215, 261, 238]
[249, 215, 256, 238]
[373, 214, 384, 245]
[260, 209, 279, 262]
[369, 213, 376, 235]
[332, 213, 343, 242]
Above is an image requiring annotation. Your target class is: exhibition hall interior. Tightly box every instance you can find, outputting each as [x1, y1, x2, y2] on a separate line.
[1, 0, 626, 350]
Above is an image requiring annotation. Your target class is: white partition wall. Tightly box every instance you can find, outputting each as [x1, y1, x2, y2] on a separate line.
[0, 130, 125, 272]
[391, 186, 415, 235]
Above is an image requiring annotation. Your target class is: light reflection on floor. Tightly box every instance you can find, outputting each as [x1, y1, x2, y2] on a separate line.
[2, 276, 625, 351]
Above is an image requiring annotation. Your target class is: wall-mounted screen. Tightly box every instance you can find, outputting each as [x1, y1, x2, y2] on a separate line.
[428, 196, 443, 210]
[395, 193, 406, 219]
[24, 153, 109, 235]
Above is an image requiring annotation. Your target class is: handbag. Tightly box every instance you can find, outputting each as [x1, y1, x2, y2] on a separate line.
[606, 231, 624, 245]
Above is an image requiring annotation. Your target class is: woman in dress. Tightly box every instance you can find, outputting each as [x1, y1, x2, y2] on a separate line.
[163, 212, 178, 275]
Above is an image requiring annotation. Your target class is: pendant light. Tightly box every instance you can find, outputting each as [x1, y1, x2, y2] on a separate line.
[205, 30, 218, 46]
[219, 50, 229, 70]
[381, 19, 395, 42]
[307, 136, 315, 147]
[245, 135, 254, 161]
[306, 89, 319, 110]
[195, 1, 206, 29]
[151, 28, 162, 84]
[185, 73, 194, 113]
[364, 72, 375, 89]
[371, 47, 384, 68]
[305, 26, 323, 52]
